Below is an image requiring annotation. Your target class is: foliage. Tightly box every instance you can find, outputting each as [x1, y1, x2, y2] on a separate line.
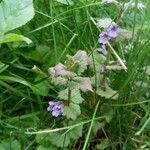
[0, 0, 150, 149]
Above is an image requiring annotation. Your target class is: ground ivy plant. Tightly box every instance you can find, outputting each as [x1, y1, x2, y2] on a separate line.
[35, 24, 128, 148]
[48, 50, 91, 120]
[0, 0, 147, 149]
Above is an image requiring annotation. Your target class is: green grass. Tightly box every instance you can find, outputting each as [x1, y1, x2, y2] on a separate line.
[0, 0, 150, 149]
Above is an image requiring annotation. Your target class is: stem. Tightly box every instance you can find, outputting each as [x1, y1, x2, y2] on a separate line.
[100, 48, 111, 90]
[107, 42, 127, 71]
[135, 115, 150, 136]
[25, 116, 105, 135]
[82, 100, 100, 150]
[62, 82, 71, 149]
[68, 88, 71, 106]
[91, 48, 98, 106]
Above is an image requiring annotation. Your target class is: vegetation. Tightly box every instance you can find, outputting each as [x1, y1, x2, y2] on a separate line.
[0, 0, 150, 149]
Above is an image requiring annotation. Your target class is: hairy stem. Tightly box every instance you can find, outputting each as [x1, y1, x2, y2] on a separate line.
[100, 47, 111, 90]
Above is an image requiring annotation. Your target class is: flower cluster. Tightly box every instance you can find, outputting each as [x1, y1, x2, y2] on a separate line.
[47, 101, 64, 117]
[98, 24, 119, 55]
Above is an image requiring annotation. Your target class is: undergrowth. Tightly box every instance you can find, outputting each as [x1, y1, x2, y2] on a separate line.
[0, 0, 150, 149]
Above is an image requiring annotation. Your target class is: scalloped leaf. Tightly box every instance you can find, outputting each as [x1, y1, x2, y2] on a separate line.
[48, 63, 75, 86]
[0, 139, 21, 150]
[36, 133, 70, 148]
[96, 139, 109, 150]
[96, 18, 115, 29]
[63, 103, 81, 120]
[117, 29, 133, 41]
[89, 50, 106, 73]
[101, 103, 114, 123]
[73, 50, 89, 74]
[72, 77, 93, 92]
[36, 134, 52, 146]
[92, 121, 105, 135]
[32, 78, 51, 96]
[58, 89, 84, 104]
[49, 133, 70, 148]
[69, 120, 83, 140]
[97, 86, 118, 100]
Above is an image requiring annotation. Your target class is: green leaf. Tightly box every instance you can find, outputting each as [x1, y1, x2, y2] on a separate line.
[0, 145, 4, 150]
[96, 139, 109, 150]
[71, 77, 93, 92]
[0, 33, 32, 44]
[91, 73, 103, 88]
[36, 134, 51, 146]
[28, 45, 51, 63]
[89, 50, 106, 73]
[0, 139, 21, 150]
[58, 88, 68, 100]
[36, 134, 59, 149]
[52, 77, 68, 86]
[32, 78, 51, 96]
[71, 89, 84, 104]
[101, 103, 114, 123]
[0, 0, 35, 35]
[63, 103, 81, 120]
[36, 132, 71, 148]
[48, 63, 76, 85]
[65, 55, 78, 72]
[92, 121, 105, 135]
[49, 133, 70, 148]
[97, 86, 118, 100]
[69, 120, 83, 140]
[58, 89, 84, 104]
[56, 0, 74, 6]
[73, 50, 89, 74]
[96, 18, 115, 29]
[117, 29, 133, 41]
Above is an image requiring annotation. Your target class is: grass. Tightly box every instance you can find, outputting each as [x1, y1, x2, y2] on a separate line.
[0, 0, 150, 149]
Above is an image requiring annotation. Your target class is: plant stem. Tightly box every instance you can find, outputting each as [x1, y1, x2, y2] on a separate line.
[107, 42, 127, 71]
[82, 100, 100, 150]
[100, 47, 111, 90]
[68, 88, 71, 106]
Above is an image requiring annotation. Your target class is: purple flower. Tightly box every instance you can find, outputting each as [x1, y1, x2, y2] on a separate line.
[100, 66, 107, 75]
[107, 24, 119, 38]
[97, 45, 108, 55]
[98, 32, 111, 44]
[98, 24, 119, 45]
[47, 102, 64, 117]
